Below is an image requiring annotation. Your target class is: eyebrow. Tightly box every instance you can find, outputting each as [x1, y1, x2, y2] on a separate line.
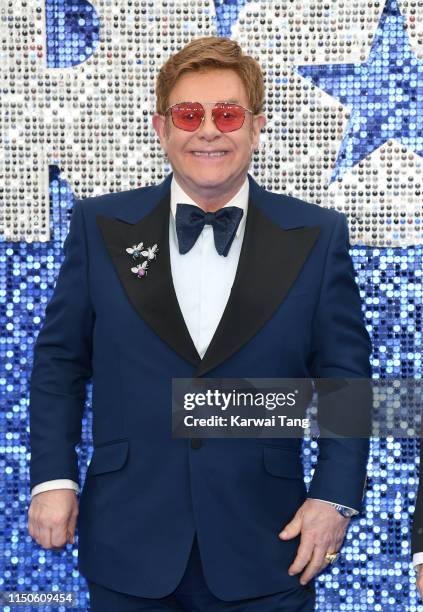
[178, 99, 241, 104]
[167, 99, 242, 109]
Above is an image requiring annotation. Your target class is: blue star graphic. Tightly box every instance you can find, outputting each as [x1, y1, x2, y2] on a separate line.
[213, 0, 248, 37]
[295, 0, 423, 182]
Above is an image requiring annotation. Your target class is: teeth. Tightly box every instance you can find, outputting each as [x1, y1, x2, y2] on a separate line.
[192, 151, 227, 157]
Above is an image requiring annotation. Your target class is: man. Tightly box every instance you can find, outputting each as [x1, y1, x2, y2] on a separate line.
[28, 36, 372, 611]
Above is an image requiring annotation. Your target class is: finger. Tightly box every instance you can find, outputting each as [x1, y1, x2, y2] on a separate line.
[299, 546, 331, 584]
[33, 519, 43, 547]
[68, 512, 78, 539]
[66, 523, 75, 544]
[51, 525, 68, 549]
[32, 510, 48, 548]
[279, 514, 302, 540]
[37, 524, 52, 549]
[46, 527, 54, 550]
[66, 522, 76, 545]
[288, 537, 315, 575]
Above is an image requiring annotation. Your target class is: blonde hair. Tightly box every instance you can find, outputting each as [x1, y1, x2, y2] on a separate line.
[155, 36, 265, 116]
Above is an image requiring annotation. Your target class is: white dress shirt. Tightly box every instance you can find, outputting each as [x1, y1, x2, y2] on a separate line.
[169, 176, 248, 358]
[413, 552, 423, 570]
[30, 175, 359, 520]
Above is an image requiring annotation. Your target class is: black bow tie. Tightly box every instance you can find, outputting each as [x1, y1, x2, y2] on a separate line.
[175, 203, 244, 257]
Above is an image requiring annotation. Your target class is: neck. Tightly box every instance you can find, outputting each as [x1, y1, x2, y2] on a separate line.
[173, 172, 247, 212]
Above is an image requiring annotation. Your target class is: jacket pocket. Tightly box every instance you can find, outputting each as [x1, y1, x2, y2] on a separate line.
[263, 446, 304, 479]
[87, 439, 129, 476]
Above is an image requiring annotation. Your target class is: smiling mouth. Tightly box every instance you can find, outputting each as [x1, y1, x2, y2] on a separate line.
[190, 151, 229, 157]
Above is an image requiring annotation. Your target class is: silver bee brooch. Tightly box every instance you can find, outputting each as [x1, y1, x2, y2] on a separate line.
[125, 241, 158, 278]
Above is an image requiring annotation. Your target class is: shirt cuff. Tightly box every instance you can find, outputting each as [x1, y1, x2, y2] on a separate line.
[413, 553, 423, 570]
[31, 479, 79, 498]
[307, 497, 359, 515]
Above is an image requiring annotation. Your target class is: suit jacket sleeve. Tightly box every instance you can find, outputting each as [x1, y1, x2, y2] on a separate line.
[306, 212, 372, 512]
[412, 437, 423, 560]
[29, 199, 94, 491]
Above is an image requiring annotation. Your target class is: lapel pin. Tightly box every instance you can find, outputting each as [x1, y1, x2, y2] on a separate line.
[125, 241, 159, 279]
[126, 242, 144, 260]
[131, 261, 149, 278]
[141, 244, 159, 260]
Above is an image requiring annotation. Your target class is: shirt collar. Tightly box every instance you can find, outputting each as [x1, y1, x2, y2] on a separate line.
[170, 174, 249, 239]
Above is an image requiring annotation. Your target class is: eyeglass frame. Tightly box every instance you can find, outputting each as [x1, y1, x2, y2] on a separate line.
[162, 100, 256, 132]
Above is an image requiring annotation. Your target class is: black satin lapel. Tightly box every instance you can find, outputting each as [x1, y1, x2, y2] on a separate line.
[96, 195, 201, 366]
[195, 199, 321, 377]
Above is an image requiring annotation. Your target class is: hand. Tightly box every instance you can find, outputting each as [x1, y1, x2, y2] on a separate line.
[28, 489, 78, 550]
[279, 498, 350, 585]
[416, 564, 423, 598]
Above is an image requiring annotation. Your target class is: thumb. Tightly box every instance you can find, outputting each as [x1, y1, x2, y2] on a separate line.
[279, 512, 302, 540]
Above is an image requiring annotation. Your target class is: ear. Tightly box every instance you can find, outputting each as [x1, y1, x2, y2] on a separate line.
[152, 113, 168, 153]
[252, 114, 267, 149]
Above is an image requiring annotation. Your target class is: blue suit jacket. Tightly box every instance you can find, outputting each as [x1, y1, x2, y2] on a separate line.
[29, 171, 372, 600]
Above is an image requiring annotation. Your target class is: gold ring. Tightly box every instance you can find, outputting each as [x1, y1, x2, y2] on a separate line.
[324, 552, 339, 564]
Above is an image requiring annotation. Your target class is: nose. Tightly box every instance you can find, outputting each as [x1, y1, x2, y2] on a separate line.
[197, 108, 221, 138]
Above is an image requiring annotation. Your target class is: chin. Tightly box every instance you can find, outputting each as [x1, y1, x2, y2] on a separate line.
[193, 177, 231, 190]
[186, 170, 230, 185]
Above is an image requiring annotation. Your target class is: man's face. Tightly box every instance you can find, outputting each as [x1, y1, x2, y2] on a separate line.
[152, 69, 266, 199]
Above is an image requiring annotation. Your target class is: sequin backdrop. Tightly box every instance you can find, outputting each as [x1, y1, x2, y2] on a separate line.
[0, 0, 422, 610]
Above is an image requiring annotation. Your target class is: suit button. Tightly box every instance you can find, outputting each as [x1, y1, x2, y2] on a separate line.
[191, 438, 202, 449]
